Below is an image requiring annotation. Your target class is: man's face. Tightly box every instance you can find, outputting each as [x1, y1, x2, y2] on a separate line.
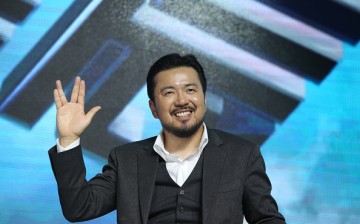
[149, 66, 206, 138]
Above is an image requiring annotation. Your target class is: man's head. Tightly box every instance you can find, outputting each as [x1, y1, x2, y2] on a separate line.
[147, 53, 207, 138]
[147, 53, 207, 101]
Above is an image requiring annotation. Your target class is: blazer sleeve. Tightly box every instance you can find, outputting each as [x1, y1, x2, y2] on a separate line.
[48, 145, 117, 222]
[242, 144, 286, 224]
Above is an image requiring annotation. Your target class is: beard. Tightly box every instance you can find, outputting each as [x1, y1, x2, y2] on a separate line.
[161, 116, 204, 138]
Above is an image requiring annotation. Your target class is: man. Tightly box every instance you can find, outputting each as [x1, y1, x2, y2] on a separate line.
[49, 53, 286, 223]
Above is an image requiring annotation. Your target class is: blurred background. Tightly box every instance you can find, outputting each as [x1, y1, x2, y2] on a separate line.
[0, 0, 359, 223]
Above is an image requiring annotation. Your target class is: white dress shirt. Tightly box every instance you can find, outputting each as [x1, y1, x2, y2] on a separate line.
[153, 124, 208, 187]
[56, 124, 209, 187]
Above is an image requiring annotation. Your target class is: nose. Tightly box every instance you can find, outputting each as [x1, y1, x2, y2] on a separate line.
[174, 91, 189, 107]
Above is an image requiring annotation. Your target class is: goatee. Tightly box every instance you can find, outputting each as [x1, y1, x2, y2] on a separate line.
[162, 118, 204, 138]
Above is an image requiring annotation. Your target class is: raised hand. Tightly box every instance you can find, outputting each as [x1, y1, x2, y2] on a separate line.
[54, 77, 101, 147]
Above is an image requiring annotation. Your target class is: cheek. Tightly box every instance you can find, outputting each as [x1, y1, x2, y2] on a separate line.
[193, 96, 206, 107]
[155, 101, 171, 115]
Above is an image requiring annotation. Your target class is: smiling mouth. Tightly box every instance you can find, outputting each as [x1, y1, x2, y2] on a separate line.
[174, 111, 192, 117]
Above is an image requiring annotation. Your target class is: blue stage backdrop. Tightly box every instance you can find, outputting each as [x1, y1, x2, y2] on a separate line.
[0, 1, 359, 223]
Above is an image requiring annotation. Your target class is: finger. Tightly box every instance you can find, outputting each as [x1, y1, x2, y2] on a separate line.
[78, 80, 86, 106]
[56, 80, 68, 105]
[54, 89, 62, 109]
[85, 106, 101, 122]
[70, 76, 81, 103]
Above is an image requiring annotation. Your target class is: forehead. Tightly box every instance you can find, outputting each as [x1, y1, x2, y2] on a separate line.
[154, 66, 201, 87]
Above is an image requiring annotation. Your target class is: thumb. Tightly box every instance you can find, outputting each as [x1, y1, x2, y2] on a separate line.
[85, 106, 102, 122]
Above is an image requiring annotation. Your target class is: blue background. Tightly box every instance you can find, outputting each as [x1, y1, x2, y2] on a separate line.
[0, 1, 359, 223]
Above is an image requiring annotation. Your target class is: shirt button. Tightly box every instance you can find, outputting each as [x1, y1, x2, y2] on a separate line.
[179, 206, 184, 213]
[179, 189, 185, 195]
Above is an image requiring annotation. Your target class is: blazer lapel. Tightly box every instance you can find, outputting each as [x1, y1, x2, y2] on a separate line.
[137, 143, 159, 224]
[202, 130, 227, 223]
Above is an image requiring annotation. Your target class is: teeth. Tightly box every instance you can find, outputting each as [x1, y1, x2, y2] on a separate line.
[175, 111, 191, 117]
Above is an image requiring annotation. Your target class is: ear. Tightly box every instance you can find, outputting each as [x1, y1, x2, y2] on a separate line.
[149, 100, 159, 119]
[204, 92, 207, 106]
[203, 92, 207, 113]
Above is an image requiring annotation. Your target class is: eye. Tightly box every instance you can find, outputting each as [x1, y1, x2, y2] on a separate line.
[163, 91, 174, 96]
[187, 88, 196, 93]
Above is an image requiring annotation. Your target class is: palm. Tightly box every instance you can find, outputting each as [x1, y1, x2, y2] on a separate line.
[54, 77, 101, 147]
[57, 102, 86, 137]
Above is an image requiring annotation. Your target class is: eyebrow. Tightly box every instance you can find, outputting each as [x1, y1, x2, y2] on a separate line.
[160, 83, 199, 92]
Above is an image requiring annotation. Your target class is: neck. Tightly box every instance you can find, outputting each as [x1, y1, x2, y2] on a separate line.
[163, 124, 204, 159]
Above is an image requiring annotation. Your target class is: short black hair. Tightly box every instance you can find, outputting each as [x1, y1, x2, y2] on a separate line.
[146, 53, 207, 102]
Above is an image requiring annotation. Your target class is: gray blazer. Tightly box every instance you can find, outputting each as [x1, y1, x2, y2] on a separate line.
[49, 129, 285, 224]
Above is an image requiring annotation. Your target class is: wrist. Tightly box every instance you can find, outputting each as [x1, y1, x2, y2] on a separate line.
[59, 136, 79, 148]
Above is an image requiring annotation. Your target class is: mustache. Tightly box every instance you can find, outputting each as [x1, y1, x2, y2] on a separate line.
[172, 106, 196, 114]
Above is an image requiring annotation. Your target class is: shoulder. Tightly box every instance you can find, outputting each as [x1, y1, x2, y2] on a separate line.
[208, 129, 260, 158]
[209, 129, 257, 147]
[109, 136, 157, 157]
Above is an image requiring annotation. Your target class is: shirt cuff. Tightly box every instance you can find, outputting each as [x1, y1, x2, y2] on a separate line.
[56, 138, 80, 153]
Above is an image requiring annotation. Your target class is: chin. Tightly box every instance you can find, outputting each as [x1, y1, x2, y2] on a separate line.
[164, 120, 203, 138]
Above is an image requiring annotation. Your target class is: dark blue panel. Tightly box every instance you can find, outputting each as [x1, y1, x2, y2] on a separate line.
[65, 39, 132, 101]
[149, 0, 336, 83]
[256, 0, 360, 45]
[0, 0, 36, 23]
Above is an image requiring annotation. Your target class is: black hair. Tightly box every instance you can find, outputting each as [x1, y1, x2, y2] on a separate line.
[146, 53, 207, 101]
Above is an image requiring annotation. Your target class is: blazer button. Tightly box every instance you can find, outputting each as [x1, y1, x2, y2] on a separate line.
[179, 206, 184, 213]
[179, 189, 185, 195]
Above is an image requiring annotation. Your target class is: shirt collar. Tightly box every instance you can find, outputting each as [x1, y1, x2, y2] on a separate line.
[153, 123, 209, 161]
